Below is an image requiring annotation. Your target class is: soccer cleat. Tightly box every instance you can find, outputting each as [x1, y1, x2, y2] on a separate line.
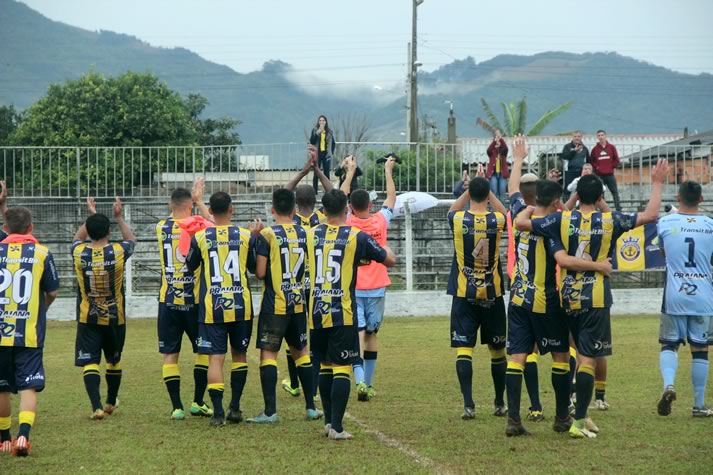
[324, 423, 332, 436]
[305, 408, 324, 421]
[90, 409, 106, 421]
[209, 415, 226, 427]
[281, 379, 301, 397]
[584, 417, 600, 434]
[505, 417, 531, 437]
[462, 406, 475, 420]
[328, 428, 353, 440]
[493, 403, 508, 417]
[226, 409, 243, 424]
[246, 412, 279, 424]
[357, 382, 369, 402]
[170, 408, 186, 420]
[12, 436, 31, 457]
[657, 386, 677, 416]
[526, 409, 545, 422]
[552, 415, 573, 433]
[1, 440, 13, 454]
[190, 402, 214, 417]
[569, 419, 597, 439]
[692, 406, 713, 417]
[594, 399, 610, 411]
[367, 386, 376, 400]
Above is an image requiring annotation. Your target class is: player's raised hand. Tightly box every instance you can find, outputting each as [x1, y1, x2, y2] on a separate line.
[476, 163, 485, 178]
[512, 134, 528, 162]
[0, 180, 7, 206]
[462, 170, 470, 190]
[548, 168, 561, 182]
[113, 197, 123, 219]
[385, 155, 396, 173]
[651, 158, 670, 184]
[191, 177, 206, 203]
[345, 155, 357, 172]
[248, 217, 264, 235]
[86, 197, 97, 215]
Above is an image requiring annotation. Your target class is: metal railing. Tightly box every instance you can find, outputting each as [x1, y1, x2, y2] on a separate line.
[1, 141, 710, 199]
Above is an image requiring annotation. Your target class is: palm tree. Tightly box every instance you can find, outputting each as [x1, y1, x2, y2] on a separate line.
[476, 97, 572, 137]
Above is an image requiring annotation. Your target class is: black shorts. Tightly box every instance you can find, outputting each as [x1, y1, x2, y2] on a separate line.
[568, 308, 612, 358]
[507, 304, 569, 355]
[0, 347, 45, 393]
[157, 303, 199, 354]
[450, 296, 506, 349]
[310, 326, 359, 366]
[75, 323, 126, 367]
[256, 311, 308, 352]
[197, 320, 253, 355]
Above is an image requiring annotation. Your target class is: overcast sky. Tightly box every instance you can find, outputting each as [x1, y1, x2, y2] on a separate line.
[20, 0, 713, 91]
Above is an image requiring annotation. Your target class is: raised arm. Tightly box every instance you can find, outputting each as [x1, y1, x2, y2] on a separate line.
[286, 148, 314, 191]
[113, 197, 136, 242]
[383, 156, 397, 209]
[636, 159, 669, 226]
[340, 155, 357, 195]
[508, 134, 528, 196]
[562, 192, 578, 211]
[72, 196, 95, 242]
[488, 191, 508, 216]
[0, 180, 8, 218]
[191, 177, 213, 222]
[596, 196, 612, 213]
[513, 205, 535, 232]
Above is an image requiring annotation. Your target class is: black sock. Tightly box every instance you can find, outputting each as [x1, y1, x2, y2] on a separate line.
[260, 361, 278, 416]
[0, 429, 10, 443]
[105, 365, 122, 406]
[595, 381, 606, 401]
[286, 350, 300, 389]
[193, 357, 208, 406]
[319, 366, 333, 425]
[83, 365, 103, 411]
[551, 362, 571, 418]
[456, 350, 474, 408]
[575, 365, 595, 420]
[491, 352, 507, 407]
[208, 385, 225, 417]
[506, 362, 524, 421]
[311, 351, 321, 397]
[162, 364, 183, 410]
[524, 356, 542, 412]
[295, 356, 316, 410]
[230, 363, 248, 412]
[331, 368, 351, 433]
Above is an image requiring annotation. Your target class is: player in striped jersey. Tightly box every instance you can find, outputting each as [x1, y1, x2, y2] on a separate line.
[185, 192, 263, 426]
[0, 205, 60, 457]
[448, 176, 511, 419]
[282, 145, 333, 397]
[246, 189, 322, 423]
[308, 189, 395, 440]
[516, 159, 668, 438]
[505, 136, 613, 437]
[156, 178, 214, 420]
[72, 197, 136, 420]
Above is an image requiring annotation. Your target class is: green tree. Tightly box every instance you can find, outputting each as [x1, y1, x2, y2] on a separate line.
[184, 93, 241, 146]
[0, 105, 21, 145]
[476, 97, 572, 136]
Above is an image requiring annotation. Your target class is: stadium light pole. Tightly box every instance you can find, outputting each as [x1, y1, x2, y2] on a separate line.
[408, 0, 424, 145]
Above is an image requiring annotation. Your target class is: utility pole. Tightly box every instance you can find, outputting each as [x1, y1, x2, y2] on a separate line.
[446, 100, 456, 144]
[408, 0, 424, 144]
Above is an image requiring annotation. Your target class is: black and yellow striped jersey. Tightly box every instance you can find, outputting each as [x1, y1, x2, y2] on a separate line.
[256, 224, 308, 315]
[0, 242, 60, 348]
[307, 224, 387, 329]
[509, 192, 560, 313]
[71, 240, 135, 326]
[294, 209, 326, 229]
[185, 225, 256, 324]
[447, 210, 506, 300]
[157, 218, 198, 307]
[531, 210, 637, 311]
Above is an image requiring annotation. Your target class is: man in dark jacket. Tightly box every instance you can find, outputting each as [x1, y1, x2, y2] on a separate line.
[560, 131, 589, 201]
[588, 129, 621, 210]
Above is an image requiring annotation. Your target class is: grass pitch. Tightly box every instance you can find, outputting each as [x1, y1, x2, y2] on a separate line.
[3, 315, 711, 474]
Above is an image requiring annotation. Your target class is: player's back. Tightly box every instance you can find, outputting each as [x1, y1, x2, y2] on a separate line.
[294, 209, 326, 229]
[72, 240, 135, 325]
[259, 223, 308, 315]
[157, 218, 197, 307]
[658, 213, 713, 315]
[0, 242, 59, 348]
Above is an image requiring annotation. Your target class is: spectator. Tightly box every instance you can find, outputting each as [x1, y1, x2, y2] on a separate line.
[309, 115, 336, 194]
[335, 155, 363, 193]
[589, 129, 621, 210]
[560, 130, 589, 200]
[486, 129, 509, 203]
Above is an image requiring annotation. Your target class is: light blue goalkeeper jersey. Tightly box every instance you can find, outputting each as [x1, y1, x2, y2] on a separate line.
[657, 213, 713, 316]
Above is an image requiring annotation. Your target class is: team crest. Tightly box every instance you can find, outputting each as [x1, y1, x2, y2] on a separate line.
[619, 236, 641, 262]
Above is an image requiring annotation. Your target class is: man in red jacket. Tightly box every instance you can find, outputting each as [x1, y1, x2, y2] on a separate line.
[588, 130, 621, 210]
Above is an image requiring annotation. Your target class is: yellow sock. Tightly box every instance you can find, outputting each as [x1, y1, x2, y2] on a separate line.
[0, 416, 10, 431]
[295, 355, 311, 367]
[207, 383, 224, 392]
[162, 363, 180, 379]
[260, 359, 277, 368]
[19, 411, 35, 427]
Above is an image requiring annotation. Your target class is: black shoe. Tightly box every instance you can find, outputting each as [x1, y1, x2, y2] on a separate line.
[657, 386, 676, 416]
[505, 417, 531, 437]
[226, 408, 244, 424]
[209, 415, 226, 427]
[553, 415, 573, 433]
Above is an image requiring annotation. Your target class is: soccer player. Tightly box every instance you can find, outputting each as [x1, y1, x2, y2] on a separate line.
[308, 189, 395, 440]
[515, 158, 669, 438]
[281, 145, 333, 397]
[247, 188, 322, 423]
[505, 136, 613, 437]
[656, 180, 713, 418]
[339, 155, 396, 401]
[0, 206, 60, 456]
[156, 178, 214, 420]
[448, 175, 509, 420]
[72, 197, 136, 420]
[185, 191, 262, 426]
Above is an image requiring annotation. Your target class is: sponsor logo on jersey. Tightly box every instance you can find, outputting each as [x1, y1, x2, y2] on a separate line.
[679, 283, 698, 296]
[0, 322, 16, 337]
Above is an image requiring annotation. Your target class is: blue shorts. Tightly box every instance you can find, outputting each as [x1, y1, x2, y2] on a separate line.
[157, 303, 199, 354]
[0, 347, 45, 393]
[197, 321, 253, 355]
[75, 323, 126, 366]
[506, 304, 569, 356]
[356, 296, 386, 333]
[659, 313, 711, 347]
